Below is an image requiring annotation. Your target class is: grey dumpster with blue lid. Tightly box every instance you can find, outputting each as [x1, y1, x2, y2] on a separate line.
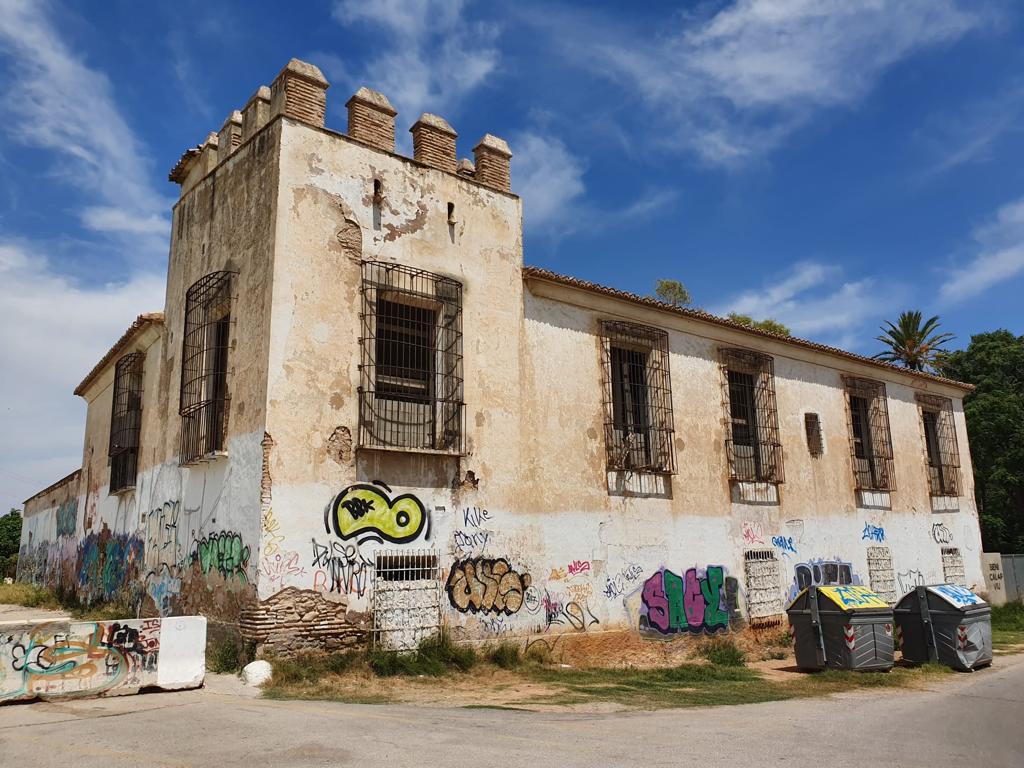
[894, 584, 992, 671]
[787, 585, 894, 671]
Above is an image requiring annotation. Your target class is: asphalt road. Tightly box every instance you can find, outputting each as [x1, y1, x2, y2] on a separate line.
[2, 654, 1022, 768]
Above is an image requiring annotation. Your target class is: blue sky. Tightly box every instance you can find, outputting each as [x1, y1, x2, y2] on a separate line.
[1, 0, 1022, 514]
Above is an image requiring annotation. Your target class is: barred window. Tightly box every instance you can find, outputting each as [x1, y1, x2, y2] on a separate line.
[179, 271, 235, 464]
[359, 261, 464, 453]
[600, 321, 675, 474]
[917, 394, 960, 496]
[721, 349, 783, 483]
[109, 352, 144, 493]
[844, 377, 895, 491]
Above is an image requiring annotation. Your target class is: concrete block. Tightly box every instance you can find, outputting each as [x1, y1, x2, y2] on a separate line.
[1, 616, 206, 705]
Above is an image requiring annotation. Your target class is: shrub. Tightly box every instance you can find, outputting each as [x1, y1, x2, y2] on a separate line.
[370, 631, 477, 677]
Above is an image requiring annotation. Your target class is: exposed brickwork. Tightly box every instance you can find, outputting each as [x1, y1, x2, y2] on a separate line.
[217, 111, 243, 164]
[411, 114, 457, 173]
[241, 85, 271, 143]
[240, 587, 369, 655]
[473, 134, 512, 192]
[270, 59, 329, 128]
[346, 87, 397, 152]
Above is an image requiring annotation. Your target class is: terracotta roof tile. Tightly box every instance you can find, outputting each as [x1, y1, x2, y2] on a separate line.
[74, 312, 165, 397]
[522, 266, 972, 391]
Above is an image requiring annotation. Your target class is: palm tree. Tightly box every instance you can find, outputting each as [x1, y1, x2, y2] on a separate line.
[873, 311, 955, 371]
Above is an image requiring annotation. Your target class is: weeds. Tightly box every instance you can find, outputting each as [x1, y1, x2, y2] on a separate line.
[0, 582, 62, 609]
[991, 603, 1024, 632]
[371, 631, 477, 676]
[486, 642, 523, 670]
[696, 636, 746, 667]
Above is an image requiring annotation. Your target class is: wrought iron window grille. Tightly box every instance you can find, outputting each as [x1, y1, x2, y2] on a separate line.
[109, 352, 144, 493]
[179, 270, 236, 465]
[843, 377, 896, 492]
[600, 321, 676, 475]
[917, 394, 960, 496]
[720, 348, 784, 484]
[359, 261, 465, 453]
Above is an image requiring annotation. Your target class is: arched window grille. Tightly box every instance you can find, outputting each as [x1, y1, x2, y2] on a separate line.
[180, 270, 236, 464]
[109, 352, 144, 492]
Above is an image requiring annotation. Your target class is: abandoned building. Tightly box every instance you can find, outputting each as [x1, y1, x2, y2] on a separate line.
[17, 58, 984, 653]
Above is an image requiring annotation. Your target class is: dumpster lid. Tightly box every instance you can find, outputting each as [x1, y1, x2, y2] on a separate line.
[926, 584, 986, 609]
[818, 585, 889, 610]
[787, 585, 889, 612]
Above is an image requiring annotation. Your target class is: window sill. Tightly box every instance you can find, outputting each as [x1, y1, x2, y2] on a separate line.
[109, 485, 136, 496]
[930, 495, 960, 512]
[179, 450, 229, 468]
[730, 481, 780, 505]
[357, 444, 464, 458]
[856, 489, 892, 510]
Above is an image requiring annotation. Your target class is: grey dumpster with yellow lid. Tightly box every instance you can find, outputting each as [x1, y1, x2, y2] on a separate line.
[787, 585, 894, 671]
[894, 584, 992, 671]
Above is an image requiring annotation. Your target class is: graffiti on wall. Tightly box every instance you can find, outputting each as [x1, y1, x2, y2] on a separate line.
[453, 506, 494, 557]
[602, 563, 644, 599]
[326, 482, 427, 545]
[55, 500, 78, 539]
[931, 522, 953, 544]
[1, 619, 160, 702]
[896, 569, 925, 595]
[640, 566, 733, 635]
[311, 538, 373, 598]
[446, 558, 532, 615]
[261, 508, 285, 557]
[76, 527, 146, 604]
[259, 551, 306, 594]
[862, 523, 886, 543]
[195, 531, 250, 583]
[788, 557, 862, 603]
[771, 535, 798, 556]
[742, 521, 765, 546]
[145, 565, 182, 617]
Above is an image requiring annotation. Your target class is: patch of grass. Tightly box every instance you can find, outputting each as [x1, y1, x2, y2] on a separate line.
[0, 582, 63, 609]
[486, 641, 523, 670]
[267, 650, 362, 686]
[757, 628, 792, 647]
[371, 631, 478, 676]
[696, 636, 746, 667]
[991, 603, 1024, 632]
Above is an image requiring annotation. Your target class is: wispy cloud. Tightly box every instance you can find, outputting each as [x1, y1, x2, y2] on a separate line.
[533, 0, 988, 166]
[0, 0, 170, 247]
[512, 131, 676, 238]
[0, 1, 170, 513]
[939, 196, 1024, 304]
[714, 260, 905, 349]
[328, 0, 499, 132]
[919, 82, 1024, 177]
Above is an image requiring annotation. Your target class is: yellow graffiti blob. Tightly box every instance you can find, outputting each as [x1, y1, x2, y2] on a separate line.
[329, 484, 426, 544]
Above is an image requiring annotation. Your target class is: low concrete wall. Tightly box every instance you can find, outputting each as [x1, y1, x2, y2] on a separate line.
[0, 616, 206, 704]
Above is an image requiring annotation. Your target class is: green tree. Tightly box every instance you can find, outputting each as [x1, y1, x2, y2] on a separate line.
[938, 331, 1024, 552]
[653, 279, 692, 307]
[0, 509, 21, 559]
[727, 312, 791, 337]
[873, 311, 955, 371]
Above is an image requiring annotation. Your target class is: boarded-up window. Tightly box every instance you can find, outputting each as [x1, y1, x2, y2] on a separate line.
[866, 546, 897, 604]
[804, 412, 823, 457]
[917, 394, 961, 497]
[743, 549, 783, 621]
[721, 349, 784, 483]
[941, 547, 966, 586]
[600, 321, 675, 473]
[844, 377, 895, 491]
[373, 549, 441, 652]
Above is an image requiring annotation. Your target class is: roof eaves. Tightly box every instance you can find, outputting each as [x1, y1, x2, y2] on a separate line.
[73, 312, 165, 397]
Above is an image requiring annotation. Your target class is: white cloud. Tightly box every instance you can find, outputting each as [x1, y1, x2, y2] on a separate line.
[512, 131, 676, 237]
[0, 0, 170, 246]
[539, 0, 987, 166]
[714, 260, 905, 346]
[330, 0, 499, 132]
[939, 197, 1024, 304]
[0, 243, 165, 514]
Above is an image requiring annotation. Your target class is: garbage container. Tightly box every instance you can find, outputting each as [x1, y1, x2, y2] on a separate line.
[787, 585, 894, 671]
[893, 584, 992, 671]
